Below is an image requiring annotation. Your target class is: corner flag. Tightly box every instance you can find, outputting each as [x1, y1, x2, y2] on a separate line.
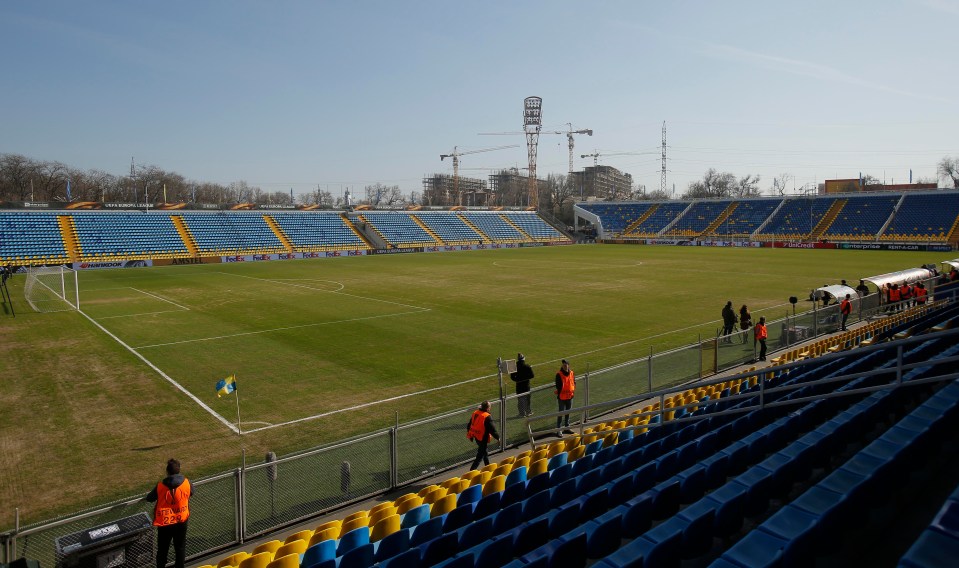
[215, 375, 237, 397]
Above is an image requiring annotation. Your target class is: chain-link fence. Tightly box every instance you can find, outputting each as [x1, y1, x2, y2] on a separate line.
[5, 287, 945, 565]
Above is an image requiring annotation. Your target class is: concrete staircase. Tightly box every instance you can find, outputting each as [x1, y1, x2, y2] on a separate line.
[624, 204, 660, 235]
[457, 214, 492, 243]
[701, 202, 740, 237]
[809, 198, 847, 240]
[410, 215, 444, 244]
[263, 215, 295, 252]
[499, 214, 533, 240]
[171, 216, 200, 256]
[57, 215, 80, 261]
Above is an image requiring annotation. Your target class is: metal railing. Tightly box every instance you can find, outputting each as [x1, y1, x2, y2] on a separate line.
[2, 282, 953, 565]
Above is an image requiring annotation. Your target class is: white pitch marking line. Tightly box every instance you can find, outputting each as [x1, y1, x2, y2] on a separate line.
[76, 309, 238, 433]
[133, 309, 427, 349]
[97, 309, 189, 320]
[217, 271, 430, 312]
[129, 287, 191, 311]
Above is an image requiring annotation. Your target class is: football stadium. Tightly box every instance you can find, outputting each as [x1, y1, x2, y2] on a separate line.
[2, 193, 959, 568]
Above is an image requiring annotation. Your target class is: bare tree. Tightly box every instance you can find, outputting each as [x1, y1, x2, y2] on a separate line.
[637, 188, 671, 201]
[735, 174, 762, 198]
[938, 156, 959, 188]
[771, 173, 792, 196]
[684, 168, 737, 198]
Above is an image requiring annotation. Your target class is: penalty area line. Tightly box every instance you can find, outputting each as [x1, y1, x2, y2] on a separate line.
[77, 309, 238, 434]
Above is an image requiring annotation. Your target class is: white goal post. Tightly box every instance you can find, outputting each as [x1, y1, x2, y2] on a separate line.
[24, 266, 80, 313]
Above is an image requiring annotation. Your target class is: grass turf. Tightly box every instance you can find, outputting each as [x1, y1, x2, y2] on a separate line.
[0, 244, 950, 526]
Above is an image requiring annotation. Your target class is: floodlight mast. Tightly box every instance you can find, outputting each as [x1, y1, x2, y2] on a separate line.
[524, 96, 542, 209]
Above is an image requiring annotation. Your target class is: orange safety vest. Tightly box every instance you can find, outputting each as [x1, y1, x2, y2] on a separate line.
[916, 287, 928, 303]
[901, 286, 912, 299]
[556, 369, 575, 400]
[754, 323, 767, 340]
[840, 299, 851, 315]
[153, 479, 191, 527]
[889, 288, 901, 302]
[467, 410, 490, 442]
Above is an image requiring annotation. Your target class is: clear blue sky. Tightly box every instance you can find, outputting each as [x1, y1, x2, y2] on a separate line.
[2, 0, 957, 199]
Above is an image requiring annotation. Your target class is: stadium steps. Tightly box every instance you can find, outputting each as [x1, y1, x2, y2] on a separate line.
[262, 215, 295, 252]
[623, 204, 660, 235]
[875, 193, 908, 239]
[701, 202, 740, 238]
[499, 214, 532, 241]
[343, 214, 377, 249]
[808, 198, 847, 240]
[410, 214, 444, 245]
[752, 199, 788, 240]
[657, 201, 696, 236]
[170, 215, 200, 256]
[457, 214, 492, 243]
[946, 213, 959, 246]
[355, 214, 392, 248]
[56, 215, 81, 261]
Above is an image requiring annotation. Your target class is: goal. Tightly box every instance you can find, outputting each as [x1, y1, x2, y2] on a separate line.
[23, 266, 80, 313]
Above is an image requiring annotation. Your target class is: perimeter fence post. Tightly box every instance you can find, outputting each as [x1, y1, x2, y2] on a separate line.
[583, 363, 590, 423]
[647, 346, 653, 393]
[235, 465, 244, 545]
[390, 412, 399, 488]
[813, 301, 818, 337]
[698, 334, 703, 378]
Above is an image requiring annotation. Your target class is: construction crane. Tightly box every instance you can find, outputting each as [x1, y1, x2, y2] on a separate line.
[580, 149, 658, 167]
[440, 144, 519, 206]
[480, 123, 593, 178]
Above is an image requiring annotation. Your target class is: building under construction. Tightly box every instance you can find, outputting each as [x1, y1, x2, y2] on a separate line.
[422, 174, 488, 207]
[571, 165, 634, 200]
[488, 169, 548, 207]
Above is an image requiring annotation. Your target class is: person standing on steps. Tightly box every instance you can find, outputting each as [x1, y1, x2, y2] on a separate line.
[555, 359, 575, 434]
[510, 353, 535, 417]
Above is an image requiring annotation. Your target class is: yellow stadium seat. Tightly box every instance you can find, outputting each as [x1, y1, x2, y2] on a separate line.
[459, 470, 482, 483]
[339, 517, 369, 539]
[430, 494, 458, 518]
[265, 553, 300, 568]
[369, 501, 395, 516]
[238, 552, 272, 568]
[492, 464, 512, 478]
[343, 510, 368, 524]
[370, 513, 401, 542]
[422, 487, 448, 505]
[395, 495, 423, 515]
[417, 485, 440, 498]
[313, 519, 341, 534]
[483, 475, 506, 497]
[218, 553, 250, 568]
[603, 432, 619, 448]
[251, 540, 283, 557]
[470, 471, 492, 487]
[284, 529, 313, 544]
[480, 463, 498, 474]
[439, 477, 461, 490]
[447, 479, 471, 494]
[528, 458, 548, 477]
[567, 445, 586, 462]
[368, 505, 397, 527]
[308, 527, 338, 547]
[512, 457, 531, 471]
[272, 539, 308, 560]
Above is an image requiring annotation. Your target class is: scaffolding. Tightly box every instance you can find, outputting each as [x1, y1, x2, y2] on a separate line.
[422, 174, 488, 207]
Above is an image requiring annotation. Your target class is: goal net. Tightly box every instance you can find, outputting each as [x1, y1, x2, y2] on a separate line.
[24, 266, 80, 313]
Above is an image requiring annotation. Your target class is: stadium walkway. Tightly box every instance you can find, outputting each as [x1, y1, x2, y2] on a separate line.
[186, 310, 910, 567]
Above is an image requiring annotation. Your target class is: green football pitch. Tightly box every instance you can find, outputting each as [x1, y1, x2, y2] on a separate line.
[0, 244, 950, 523]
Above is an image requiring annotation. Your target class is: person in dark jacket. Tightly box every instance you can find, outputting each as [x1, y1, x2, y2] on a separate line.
[467, 401, 499, 470]
[510, 353, 535, 417]
[721, 301, 738, 342]
[146, 459, 192, 568]
[738, 305, 752, 344]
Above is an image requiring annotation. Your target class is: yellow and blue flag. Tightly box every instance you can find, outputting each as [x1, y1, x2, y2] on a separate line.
[215, 375, 237, 397]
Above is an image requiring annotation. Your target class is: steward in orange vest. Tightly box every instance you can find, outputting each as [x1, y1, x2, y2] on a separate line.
[146, 459, 192, 568]
[467, 401, 499, 470]
[840, 294, 852, 331]
[555, 360, 575, 431]
[915, 284, 928, 304]
[754, 317, 768, 361]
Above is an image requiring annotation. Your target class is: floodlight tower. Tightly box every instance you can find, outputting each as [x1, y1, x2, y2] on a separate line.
[523, 96, 542, 208]
[661, 121, 668, 194]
